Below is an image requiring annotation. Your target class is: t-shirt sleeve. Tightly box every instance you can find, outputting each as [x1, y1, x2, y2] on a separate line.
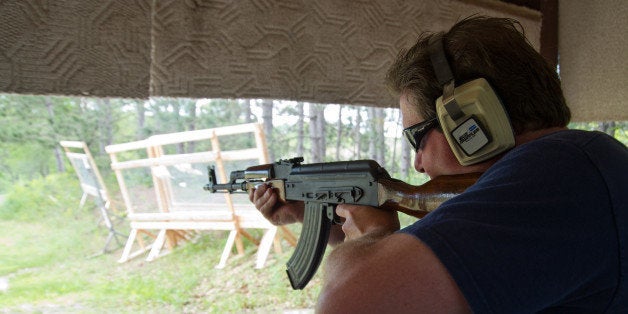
[400, 135, 620, 313]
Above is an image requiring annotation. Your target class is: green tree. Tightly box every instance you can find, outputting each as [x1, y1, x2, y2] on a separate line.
[0, 95, 82, 177]
[309, 103, 326, 162]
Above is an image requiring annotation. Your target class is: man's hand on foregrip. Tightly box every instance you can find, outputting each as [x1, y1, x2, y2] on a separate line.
[249, 183, 304, 225]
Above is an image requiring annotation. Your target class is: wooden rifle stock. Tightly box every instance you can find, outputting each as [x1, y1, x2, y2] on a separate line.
[377, 172, 482, 218]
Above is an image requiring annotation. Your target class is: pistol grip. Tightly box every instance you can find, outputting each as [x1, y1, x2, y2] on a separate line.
[286, 202, 334, 290]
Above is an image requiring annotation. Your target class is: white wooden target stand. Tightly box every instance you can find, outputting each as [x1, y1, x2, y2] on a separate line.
[60, 140, 126, 254]
[105, 123, 295, 268]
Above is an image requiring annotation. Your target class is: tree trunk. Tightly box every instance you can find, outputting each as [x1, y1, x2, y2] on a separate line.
[367, 108, 385, 165]
[401, 127, 411, 179]
[187, 100, 197, 153]
[309, 104, 326, 162]
[335, 105, 343, 160]
[317, 105, 326, 160]
[98, 99, 115, 155]
[171, 101, 184, 154]
[368, 108, 375, 159]
[389, 111, 399, 174]
[353, 106, 362, 159]
[246, 99, 255, 123]
[262, 99, 274, 162]
[136, 101, 146, 140]
[45, 97, 65, 173]
[375, 108, 385, 166]
[296, 102, 304, 158]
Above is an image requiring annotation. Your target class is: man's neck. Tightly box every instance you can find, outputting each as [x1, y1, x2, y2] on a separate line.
[515, 127, 567, 146]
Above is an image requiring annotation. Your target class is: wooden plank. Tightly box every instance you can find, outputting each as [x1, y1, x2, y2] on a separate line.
[147, 123, 261, 146]
[109, 148, 261, 170]
[59, 140, 86, 149]
[130, 221, 239, 230]
[216, 230, 238, 269]
[220, 148, 268, 161]
[146, 229, 167, 261]
[128, 211, 234, 221]
[255, 228, 277, 268]
[105, 140, 150, 153]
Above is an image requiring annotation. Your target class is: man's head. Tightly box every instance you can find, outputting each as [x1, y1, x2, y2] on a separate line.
[386, 16, 571, 135]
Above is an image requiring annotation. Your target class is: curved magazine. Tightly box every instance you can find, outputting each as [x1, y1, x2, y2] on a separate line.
[285, 202, 334, 289]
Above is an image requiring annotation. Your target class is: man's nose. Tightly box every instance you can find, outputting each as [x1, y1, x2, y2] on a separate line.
[414, 151, 425, 173]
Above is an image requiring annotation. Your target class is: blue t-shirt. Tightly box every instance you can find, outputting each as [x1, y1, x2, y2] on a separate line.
[401, 130, 628, 313]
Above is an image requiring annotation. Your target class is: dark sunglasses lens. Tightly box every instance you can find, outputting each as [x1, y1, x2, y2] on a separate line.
[404, 130, 417, 149]
[403, 119, 437, 151]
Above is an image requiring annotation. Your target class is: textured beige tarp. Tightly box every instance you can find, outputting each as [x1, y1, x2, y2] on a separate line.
[2, 0, 625, 121]
[558, 0, 628, 121]
[0, 0, 151, 98]
[0, 0, 538, 105]
[150, 0, 539, 108]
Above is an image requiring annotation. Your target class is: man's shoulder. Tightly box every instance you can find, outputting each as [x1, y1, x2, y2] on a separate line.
[530, 129, 624, 149]
[479, 128, 627, 196]
[504, 129, 626, 165]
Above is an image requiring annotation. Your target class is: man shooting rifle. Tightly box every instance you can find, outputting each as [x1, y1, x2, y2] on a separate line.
[250, 16, 628, 313]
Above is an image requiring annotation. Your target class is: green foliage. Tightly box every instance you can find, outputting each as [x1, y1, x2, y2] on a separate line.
[569, 121, 628, 145]
[0, 142, 57, 187]
[0, 185, 320, 312]
[196, 99, 248, 128]
[0, 95, 78, 147]
[0, 95, 134, 190]
[0, 172, 80, 221]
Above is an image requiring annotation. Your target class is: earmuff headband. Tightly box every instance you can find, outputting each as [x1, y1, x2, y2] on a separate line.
[428, 33, 454, 86]
[428, 33, 464, 121]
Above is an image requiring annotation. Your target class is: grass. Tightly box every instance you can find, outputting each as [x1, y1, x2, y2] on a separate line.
[0, 174, 322, 313]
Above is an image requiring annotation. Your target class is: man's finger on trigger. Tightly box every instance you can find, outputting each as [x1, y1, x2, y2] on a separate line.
[335, 205, 348, 218]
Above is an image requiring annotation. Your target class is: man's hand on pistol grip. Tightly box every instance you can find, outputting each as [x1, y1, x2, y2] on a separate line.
[336, 204, 400, 241]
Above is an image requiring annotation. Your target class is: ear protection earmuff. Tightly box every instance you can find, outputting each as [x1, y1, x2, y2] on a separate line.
[428, 33, 515, 166]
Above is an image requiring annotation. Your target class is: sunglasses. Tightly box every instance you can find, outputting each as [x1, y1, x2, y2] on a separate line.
[403, 118, 439, 151]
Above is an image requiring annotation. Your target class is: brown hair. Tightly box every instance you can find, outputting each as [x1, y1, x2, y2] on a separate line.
[385, 16, 570, 134]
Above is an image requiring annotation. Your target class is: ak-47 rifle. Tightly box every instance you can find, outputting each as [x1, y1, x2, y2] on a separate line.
[204, 157, 479, 290]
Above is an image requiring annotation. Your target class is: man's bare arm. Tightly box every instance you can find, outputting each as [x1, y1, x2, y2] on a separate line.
[317, 232, 472, 313]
